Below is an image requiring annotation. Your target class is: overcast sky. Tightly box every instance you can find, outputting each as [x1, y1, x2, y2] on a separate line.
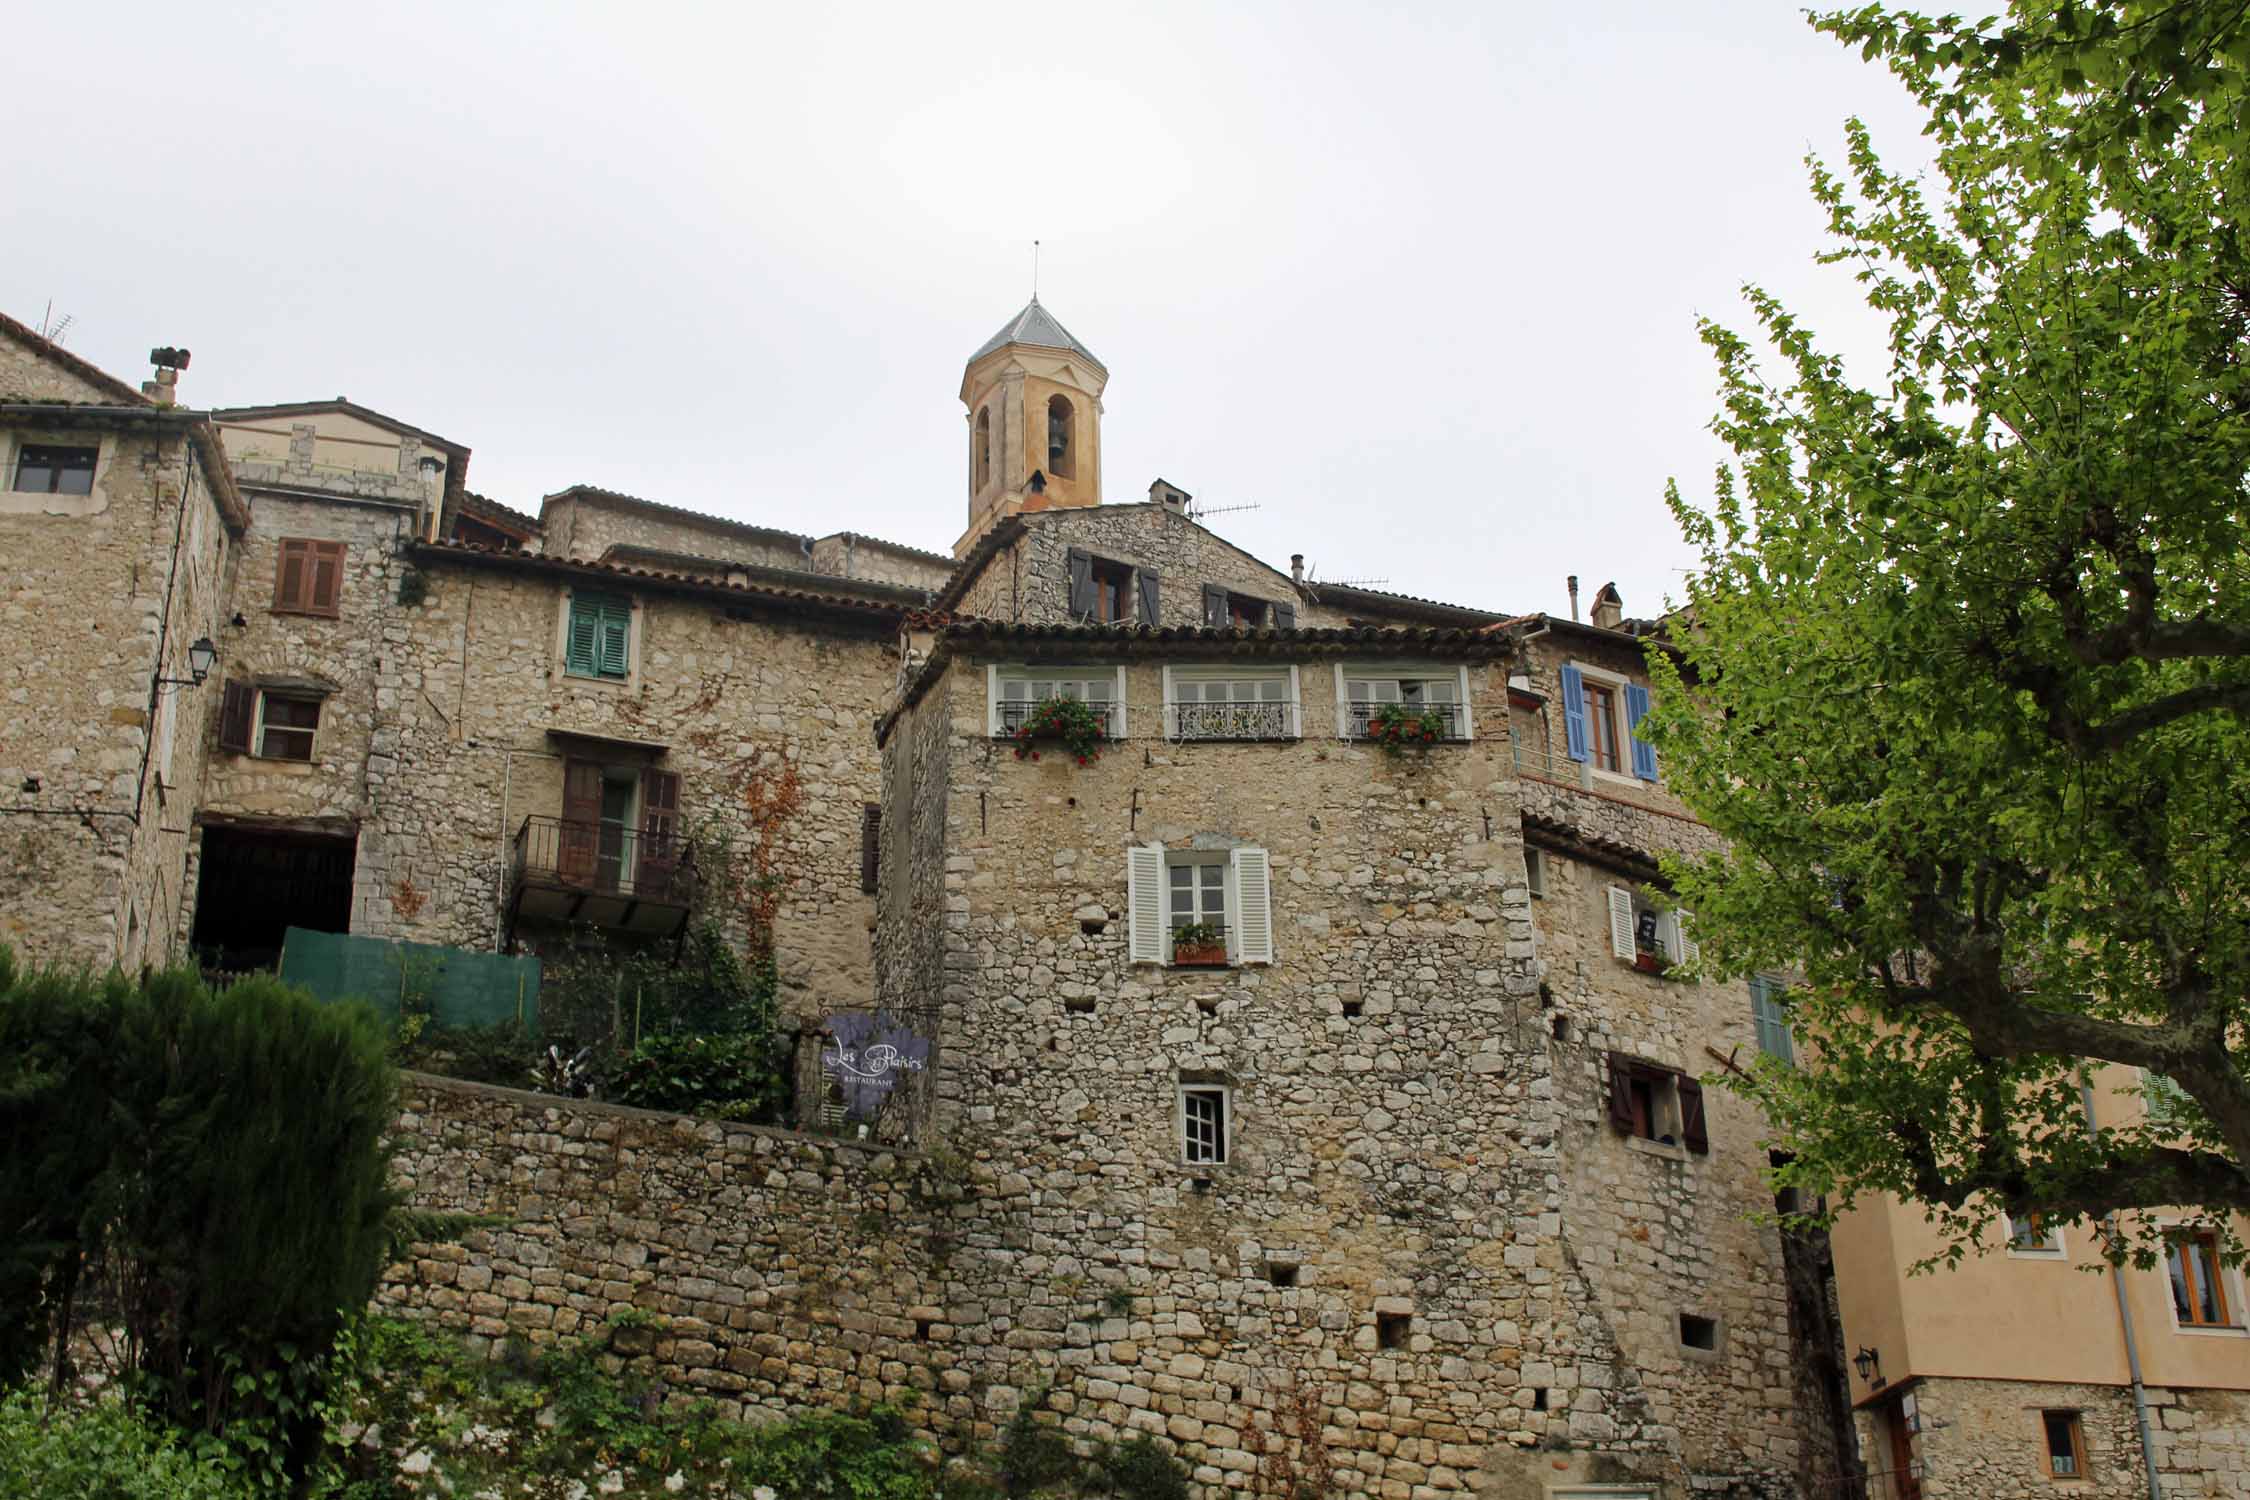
[11, 1, 1931, 617]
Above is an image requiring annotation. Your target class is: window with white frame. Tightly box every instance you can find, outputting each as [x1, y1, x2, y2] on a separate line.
[2005, 1212, 2064, 1256]
[1606, 886, 1696, 972]
[1338, 665, 1470, 741]
[1560, 662, 1659, 782]
[1180, 1083, 1229, 1165]
[1750, 975, 1793, 1065]
[1128, 843, 1273, 966]
[1525, 848, 1547, 898]
[255, 690, 321, 762]
[1166, 665, 1297, 741]
[990, 666, 1124, 739]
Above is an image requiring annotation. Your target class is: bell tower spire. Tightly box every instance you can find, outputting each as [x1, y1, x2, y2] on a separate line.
[956, 297, 1107, 558]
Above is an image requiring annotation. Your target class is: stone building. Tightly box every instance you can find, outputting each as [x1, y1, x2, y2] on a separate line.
[6, 297, 2247, 1497]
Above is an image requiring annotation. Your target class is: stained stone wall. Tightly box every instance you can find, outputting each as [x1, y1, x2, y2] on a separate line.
[1852, 1377, 2250, 1499]
[951, 506, 1336, 629]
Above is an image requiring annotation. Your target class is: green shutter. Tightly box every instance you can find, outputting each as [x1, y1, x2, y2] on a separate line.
[598, 603, 630, 679]
[566, 592, 632, 680]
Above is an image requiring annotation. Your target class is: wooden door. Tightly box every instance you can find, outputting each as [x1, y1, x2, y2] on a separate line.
[1884, 1392, 1922, 1500]
[636, 769, 681, 894]
[558, 759, 602, 886]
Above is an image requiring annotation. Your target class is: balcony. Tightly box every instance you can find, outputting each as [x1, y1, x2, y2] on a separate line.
[996, 698, 1120, 738]
[1168, 701, 1299, 741]
[1343, 701, 1468, 742]
[507, 815, 696, 943]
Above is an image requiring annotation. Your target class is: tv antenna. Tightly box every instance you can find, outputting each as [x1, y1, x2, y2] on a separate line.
[37, 301, 73, 345]
[1301, 562, 1388, 589]
[1032, 239, 1040, 299]
[1187, 497, 1261, 522]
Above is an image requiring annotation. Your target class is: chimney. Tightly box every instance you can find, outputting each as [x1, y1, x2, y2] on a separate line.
[1591, 582, 1624, 631]
[1290, 553, 1304, 584]
[1566, 574, 1580, 622]
[1149, 478, 1191, 516]
[142, 347, 190, 407]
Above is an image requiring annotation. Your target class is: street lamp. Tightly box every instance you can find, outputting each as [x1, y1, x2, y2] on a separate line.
[1853, 1346, 1882, 1387]
[155, 636, 218, 691]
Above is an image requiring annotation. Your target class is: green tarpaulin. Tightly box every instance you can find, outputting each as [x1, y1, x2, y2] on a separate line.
[277, 927, 540, 1031]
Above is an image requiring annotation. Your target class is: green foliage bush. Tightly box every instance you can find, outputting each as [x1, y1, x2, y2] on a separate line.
[1095, 1436, 1190, 1500]
[0, 952, 400, 1489]
[0, 1387, 241, 1500]
[608, 1030, 791, 1121]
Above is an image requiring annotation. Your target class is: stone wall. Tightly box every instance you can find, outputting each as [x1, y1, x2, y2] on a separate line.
[808, 533, 954, 591]
[544, 492, 818, 574]
[1853, 1376, 2250, 1499]
[953, 506, 1336, 629]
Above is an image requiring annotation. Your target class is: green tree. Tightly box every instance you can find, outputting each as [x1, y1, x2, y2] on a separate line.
[1650, 2, 2250, 1259]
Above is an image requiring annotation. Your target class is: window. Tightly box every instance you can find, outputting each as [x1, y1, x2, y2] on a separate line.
[1750, 976, 1793, 1065]
[2007, 1212, 2064, 1256]
[1605, 1052, 1708, 1152]
[255, 692, 321, 762]
[859, 804, 881, 894]
[1167, 667, 1297, 740]
[11, 443, 96, 495]
[1376, 1312, 1411, 1350]
[1679, 1314, 1719, 1351]
[1607, 887, 1696, 972]
[2143, 1068, 2192, 1126]
[1560, 664, 1658, 781]
[565, 592, 633, 681]
[1128, 843, 1272, 965]
[558, 759, 683, 896]
[272, 538, 345, 618]
[2167, 1230, 2235, 1328]
[1067, 550, 1156, 626]
[1339, 668, 1469, 741]
[1180, 1084, 1228, 1164]
[1525, 848, 1547, 898]
[974, 406, 991, 491]
[1047, 394, 1075, 480]
[2041, 1411, 2087, 1478]
[1201, 586, 1297, 631]
[992, 667, 1123, 738]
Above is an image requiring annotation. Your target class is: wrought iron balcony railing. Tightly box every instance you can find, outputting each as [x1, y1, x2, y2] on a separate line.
[1168, 700, 1299, 741]
[1343, 701, 1468, 742]
[507, 816, 696, 943]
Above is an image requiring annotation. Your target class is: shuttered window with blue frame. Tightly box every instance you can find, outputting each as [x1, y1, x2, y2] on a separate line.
[1751, 976, 1793, 1066]
[565, 591, 632, 681]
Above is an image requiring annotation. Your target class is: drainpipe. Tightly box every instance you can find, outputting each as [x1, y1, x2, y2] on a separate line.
[2082, 1078, 2163, 1500]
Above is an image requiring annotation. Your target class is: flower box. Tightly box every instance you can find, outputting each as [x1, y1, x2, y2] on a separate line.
[1173, 941, 1228, 968]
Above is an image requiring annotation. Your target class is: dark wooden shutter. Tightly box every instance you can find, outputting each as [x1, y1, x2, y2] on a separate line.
[274, 539, 309, 612]
[558, 759, 603, 886]
[860, 803, 881, 893]
[1605, 1052, 1636, 1132]
[1067, 548, 1094, 618]
[1202, 584, 1228, 628]
[1136, 568, 1161, 627]
[307, 541, 344, 616]
[216, 679, 255, 754]
[1274, 601, 1297, 630]
[1679, 1075, 1709, 1153]
[637, 768, 681, 893]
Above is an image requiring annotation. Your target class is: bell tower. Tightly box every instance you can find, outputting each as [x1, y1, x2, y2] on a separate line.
[956, 297, 1107, 557]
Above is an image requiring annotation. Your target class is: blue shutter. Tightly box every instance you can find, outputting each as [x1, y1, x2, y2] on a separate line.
[1625, 682, 1658, 781]
[1559, 665, 1589, 762]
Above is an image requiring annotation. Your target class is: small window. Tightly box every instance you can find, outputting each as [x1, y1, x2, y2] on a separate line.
[272, 538, 345, 618]
[1750, 976, 1793, 1065]
[1089, 558, 1133, 623]
[255, 692, 321, 761]
[1376, 1312, 1411, 1350]
[1607, 887, 1696, 971]
[1525, 848, 1547, 898]
[993, 668, 1121, 739]
[1606, 1052, 1708, 1152]
[1047, 394, 1075, 480]
[1342, 671, 1466, 742]
[11, 443, 96, 495]
[1180, 1084, 1228, 1165]
[2007, 1212, 2063, 1256]
[2041, 1410, 2087, 1478]
[974, 406, 992, 491]
[1227, 594, 1267, 629]
[1679, 1314, 1718, 1351]
[1583, 679, 1622, 772]
[564, 591, 633, 681]
[859, 804, 881, 894]
[2167, 1230, 2235, 1327]
[1265, 1261, 1299, 1288]
[1168, 856, 1229, 962]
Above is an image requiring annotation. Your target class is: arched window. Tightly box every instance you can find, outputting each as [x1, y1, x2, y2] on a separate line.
[975, 407, 992, 492]
[1047, 394, 1075, 480]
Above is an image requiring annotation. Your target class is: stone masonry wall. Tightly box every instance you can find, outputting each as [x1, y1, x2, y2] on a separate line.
[544, 494, 819, 574]
[953, 507, 1336, 630]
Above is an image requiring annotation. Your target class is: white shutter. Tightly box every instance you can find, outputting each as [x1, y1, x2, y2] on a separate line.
[1673, 911, 1700, 968]
[1288, 665, 1303, 740]
[1607, 887, 1636, 960]
[1128, 845, 1166, 964]
[1231, 846, 1274, 963]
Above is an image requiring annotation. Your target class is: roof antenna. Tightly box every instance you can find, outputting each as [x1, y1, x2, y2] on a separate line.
[1032, 239, 1040, 300]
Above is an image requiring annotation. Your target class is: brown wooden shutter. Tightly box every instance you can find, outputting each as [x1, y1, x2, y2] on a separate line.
[1679, 1075, 1709, 1154]
[307, 541, 344, 616]
[637, 768, 682, 893]
[1605, 1052, 1636, 1132]
[273, 539, 309, 612]
[558, 759, 602, 886]
[1136, 569, 1161, 627]
[860, 803, 881, 893]
[1274, 600, 1297, 630]
[1202, 584, 1229, 627]
[216, 680, 255, 754]
[1067, 548, 1094, 618]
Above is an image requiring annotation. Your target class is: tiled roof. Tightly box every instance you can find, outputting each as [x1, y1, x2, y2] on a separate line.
[968, 297, 1107, 375]
[540, 483, 952, 567]
[458, 490, 540, 536]
[924, 619, 1511, 651]
[408, 540, 908, 621]
[1300, 579, 1509, 625]
[600, 543, 931, 604]
[0, 309, 151, 405]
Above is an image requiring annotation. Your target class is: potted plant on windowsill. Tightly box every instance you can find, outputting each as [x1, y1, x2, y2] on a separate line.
[1171, 922, 1227, 967]
[1012, 697, 1106, 765]
[1633, 947, 1665, 975]
[1367, 702, 1447, 753]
